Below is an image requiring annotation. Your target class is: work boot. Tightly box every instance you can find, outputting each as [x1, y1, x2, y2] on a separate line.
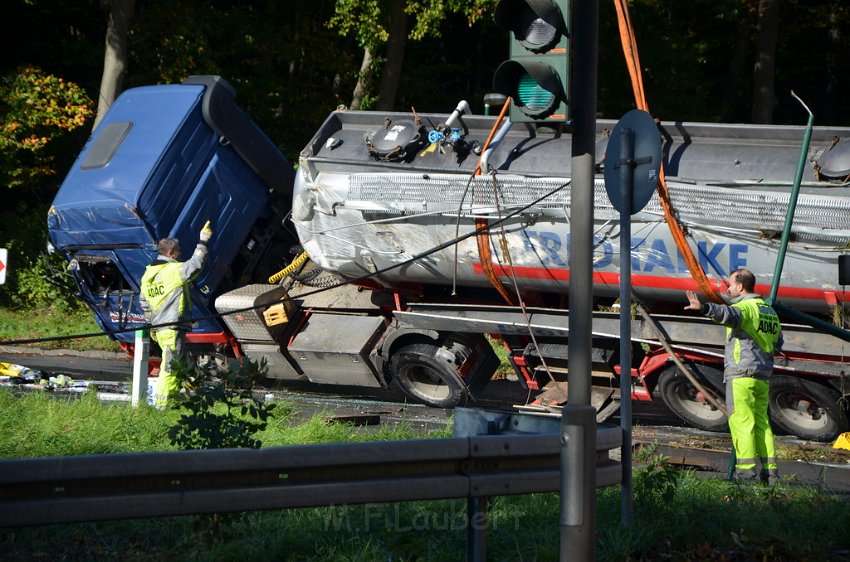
[733, 469, 758, 484]
[761, 469, 779, 486]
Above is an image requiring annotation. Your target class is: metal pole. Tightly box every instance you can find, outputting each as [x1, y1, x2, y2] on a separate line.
[131, 329, 150, 407]
[561, 0, 598, 559]
[767, 92, 813, 305]
[773, 301, 850, 343]
[618, 128, 634, 525]
[466, 496, 488, 562]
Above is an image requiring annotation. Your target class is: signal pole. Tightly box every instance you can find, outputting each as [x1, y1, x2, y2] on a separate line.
[561, 0, 598, 559]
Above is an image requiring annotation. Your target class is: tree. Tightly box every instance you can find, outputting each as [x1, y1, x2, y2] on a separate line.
[328, 1, 387, 110]
[0, 67, 93, 309]
[375, 1, 407, 111]
[94, 0, 136, 129]
[0, 68, 93, 192]
[329, 0, 497, 110]
[751, 0, 779, 123]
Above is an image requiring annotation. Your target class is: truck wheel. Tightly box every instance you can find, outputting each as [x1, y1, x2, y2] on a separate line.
[658, 365, 728, 432]
[389, 342, 467, 409]
[769, 376, 848, 442]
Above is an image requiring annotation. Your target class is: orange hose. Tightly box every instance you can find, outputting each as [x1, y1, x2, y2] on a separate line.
[474, 97, 515, 304]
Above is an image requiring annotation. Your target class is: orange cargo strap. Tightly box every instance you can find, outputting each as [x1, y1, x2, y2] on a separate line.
[474, 97, 515, 305]
[613, 0, 725, 302]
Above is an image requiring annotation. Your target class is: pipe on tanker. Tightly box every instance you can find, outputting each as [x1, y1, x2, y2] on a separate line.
[479, 120, 513, 173]
[768, 91, 813, 305]
[773, 301, 850, 344]
[445, 100, 471, 135]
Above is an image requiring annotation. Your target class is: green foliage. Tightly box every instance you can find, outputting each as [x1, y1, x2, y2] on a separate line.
[329, 0, 498, 47]
[0, 67, 93, 191]
[328, 0, 389, 50]
[327, 0, 500, 108]
[129, 1, 221, 85]
[129, 1, 357, 160]
[13, 252, 72, 307]
[406, 0, 498, 41]
[0, 200, 82, 311]
[168, 357, 275, 450]
[0, 69, 93, 313]
[632, 453, 685, 512]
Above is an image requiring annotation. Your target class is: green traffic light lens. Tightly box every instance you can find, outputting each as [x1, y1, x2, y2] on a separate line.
[517, 74, 555, 114]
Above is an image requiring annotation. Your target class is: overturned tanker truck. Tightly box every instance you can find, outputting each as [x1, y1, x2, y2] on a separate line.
[47, 76, 850, 441]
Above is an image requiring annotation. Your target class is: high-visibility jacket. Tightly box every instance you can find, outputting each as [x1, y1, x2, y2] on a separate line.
[139, 245, 207, 332]
[704, 294, 783, 380]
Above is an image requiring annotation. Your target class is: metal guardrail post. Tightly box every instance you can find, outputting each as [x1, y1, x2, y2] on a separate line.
[131, 329, 150, 407]
[467, 495, 488, 562]
[560, 405, 597, 562]
[454, 408, 619, 562]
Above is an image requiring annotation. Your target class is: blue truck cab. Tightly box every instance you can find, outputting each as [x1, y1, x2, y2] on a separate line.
[48, 76, 293, 344]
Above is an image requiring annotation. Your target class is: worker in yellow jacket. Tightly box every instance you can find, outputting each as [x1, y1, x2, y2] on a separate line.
[140, 222, 213, 405]
[685, 268, 783, 484]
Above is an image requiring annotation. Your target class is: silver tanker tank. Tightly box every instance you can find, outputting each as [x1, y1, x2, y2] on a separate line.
[292, 108, 850, 315]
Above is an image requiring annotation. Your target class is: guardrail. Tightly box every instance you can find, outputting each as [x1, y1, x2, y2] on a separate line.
[1, 410, 622, 561]
[1, 427, 621, 528]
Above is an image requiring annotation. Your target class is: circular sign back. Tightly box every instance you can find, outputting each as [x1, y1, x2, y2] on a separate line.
[603, 109, 662, 214]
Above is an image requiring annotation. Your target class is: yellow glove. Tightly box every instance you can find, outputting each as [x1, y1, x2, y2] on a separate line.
[200, 220, 213, 243]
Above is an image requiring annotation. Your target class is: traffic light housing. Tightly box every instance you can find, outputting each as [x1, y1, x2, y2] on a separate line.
[493, 0, 570, 123]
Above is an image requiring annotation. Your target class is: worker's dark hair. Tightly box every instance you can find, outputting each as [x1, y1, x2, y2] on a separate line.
[731, 268, 756, 292]
[157, 238, 181, 257]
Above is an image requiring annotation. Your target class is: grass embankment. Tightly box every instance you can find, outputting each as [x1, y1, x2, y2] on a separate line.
[0, 306, 120, 353]
[1, 390, 849, 561]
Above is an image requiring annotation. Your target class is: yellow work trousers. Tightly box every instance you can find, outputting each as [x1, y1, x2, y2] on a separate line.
[727, 376, 778, 480]
[152, 328, 184, 406]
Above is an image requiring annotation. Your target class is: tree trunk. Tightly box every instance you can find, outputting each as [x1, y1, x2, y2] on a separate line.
[261, 0, 278, 74]
[350, 47, 374, 110]
[751, 0, 779, 124]
[720, 16, 753, 121]
[94, 0, 136, 130]
[375, 1, 408, 111]
[822, 5, 842, 123]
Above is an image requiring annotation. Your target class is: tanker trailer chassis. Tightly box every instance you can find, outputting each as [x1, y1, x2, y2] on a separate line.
[216, 284, 850, 443]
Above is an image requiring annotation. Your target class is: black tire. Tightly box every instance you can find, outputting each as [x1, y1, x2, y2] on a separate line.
[658, 364, 728, 432]
[769, 375, 848, 442]
[389, 341, 468, 408]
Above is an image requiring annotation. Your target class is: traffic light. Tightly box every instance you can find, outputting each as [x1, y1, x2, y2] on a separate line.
[493, 0, 570, 123]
